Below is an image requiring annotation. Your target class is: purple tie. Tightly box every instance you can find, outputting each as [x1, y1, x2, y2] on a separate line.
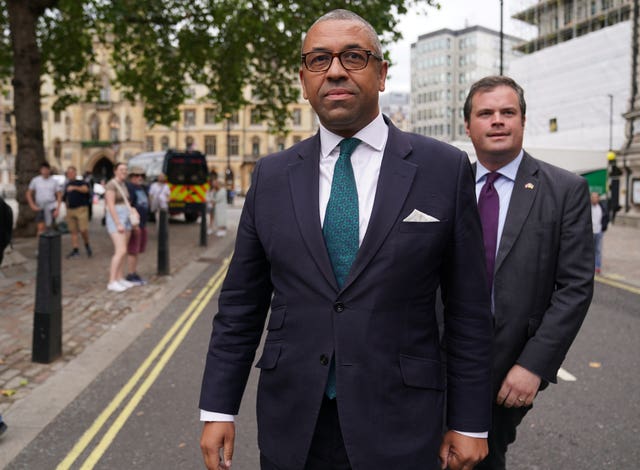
[478, 172, 500, 292]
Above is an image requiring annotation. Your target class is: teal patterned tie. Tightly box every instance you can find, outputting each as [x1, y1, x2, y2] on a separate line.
[322, 137, 361, 399]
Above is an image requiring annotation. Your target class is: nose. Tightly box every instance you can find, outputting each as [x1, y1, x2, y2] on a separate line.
[325, 55, 348, 79]
[490, 112, 504, 125]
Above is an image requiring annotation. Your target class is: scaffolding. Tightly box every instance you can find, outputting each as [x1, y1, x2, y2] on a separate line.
[511, 0, 632, 53]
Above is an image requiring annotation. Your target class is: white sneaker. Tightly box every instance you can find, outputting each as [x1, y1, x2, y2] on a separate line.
[107, 281, 127, 292]
[216, 229, 227, 237]
[118, 278, 136, 289]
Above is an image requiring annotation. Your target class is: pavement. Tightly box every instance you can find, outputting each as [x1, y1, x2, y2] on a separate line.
[0, 198, 639, 463]
[0, 198, 241, 461]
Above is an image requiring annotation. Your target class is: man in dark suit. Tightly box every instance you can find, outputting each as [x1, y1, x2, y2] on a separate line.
[464, 76, 594, 469]
[199, 10, 493, 470]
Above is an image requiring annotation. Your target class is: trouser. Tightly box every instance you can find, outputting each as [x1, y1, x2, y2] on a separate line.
[475, 403, 531, 470]
[260, 396, 352, 470]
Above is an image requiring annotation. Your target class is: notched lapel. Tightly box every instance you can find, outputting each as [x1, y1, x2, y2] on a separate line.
[288, 137, 338, 289]
[342, 127, 416, 291]
[495, 154, 539, 273]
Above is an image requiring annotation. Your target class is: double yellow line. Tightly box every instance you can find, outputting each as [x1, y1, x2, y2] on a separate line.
[57, 256, 231, 470]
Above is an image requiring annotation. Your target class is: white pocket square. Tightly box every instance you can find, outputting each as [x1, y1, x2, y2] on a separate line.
[402, 209, 440, 223]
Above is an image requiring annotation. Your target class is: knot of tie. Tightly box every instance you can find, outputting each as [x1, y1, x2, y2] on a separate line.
[339, 137, 361, 158]
[484, 171, 501, 186]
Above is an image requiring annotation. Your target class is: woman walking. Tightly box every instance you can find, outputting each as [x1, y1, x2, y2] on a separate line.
[104, 162, 135, 292]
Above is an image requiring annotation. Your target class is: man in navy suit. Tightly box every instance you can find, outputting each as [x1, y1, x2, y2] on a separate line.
[199, 10, 493, 470]
[464, 76, 594, 469]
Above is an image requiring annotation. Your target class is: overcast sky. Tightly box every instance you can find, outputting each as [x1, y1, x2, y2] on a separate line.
[383, 0, 537, 93]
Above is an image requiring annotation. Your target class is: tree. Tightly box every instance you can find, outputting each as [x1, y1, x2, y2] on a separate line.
[0, 0, 438, 235]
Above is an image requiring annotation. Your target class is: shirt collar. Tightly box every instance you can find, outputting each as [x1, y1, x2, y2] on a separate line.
[476, 149, 524, 183]
[319, 113, 387, 159]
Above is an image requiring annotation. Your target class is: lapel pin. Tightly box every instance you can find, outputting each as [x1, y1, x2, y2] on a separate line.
[524, 183, 534, 189]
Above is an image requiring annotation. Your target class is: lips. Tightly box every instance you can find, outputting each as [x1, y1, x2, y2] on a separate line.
[324, 88, 355, 99]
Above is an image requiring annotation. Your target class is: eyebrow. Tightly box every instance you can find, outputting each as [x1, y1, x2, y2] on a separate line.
[307, 43, 365, 52]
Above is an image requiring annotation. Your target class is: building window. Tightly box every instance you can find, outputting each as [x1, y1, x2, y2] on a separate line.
[276, 137, 285, 151]
[53, 139, 62, 160]
[293, 135, 302, 144]
[186, 135, 195, 151]
[100, 85, 110, 102]
[5, 140, 11, 155]
[205, 107, 217, 124]
[65, 116, 72, 140]
[183, 108, 196, 127]
[89, 114, 100, 141]
[250, 108, 262, 125]
[161, 136, 169, 151]
[549, 118, 558, 133]
[146, 136, 154, 152]
[109, 114, 120, 142]
[229, 135, 239, 156]
[252, 137, 260, 156]
[292, 108, 302, 126]
[229, 112, 239, 125]
[54, 110, 61, 123]
[125, 115, 132, 141]
[205, 135, 217, 155]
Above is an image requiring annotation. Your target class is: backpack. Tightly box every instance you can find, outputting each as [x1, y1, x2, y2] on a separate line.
[0, 196, 13, 265]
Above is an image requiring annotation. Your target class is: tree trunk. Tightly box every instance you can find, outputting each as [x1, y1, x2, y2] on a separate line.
[7, 0, 58, 236]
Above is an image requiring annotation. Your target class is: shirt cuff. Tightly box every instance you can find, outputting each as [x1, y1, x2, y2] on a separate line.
[454, 430, 488, 438]
[200, 410, 235, 422]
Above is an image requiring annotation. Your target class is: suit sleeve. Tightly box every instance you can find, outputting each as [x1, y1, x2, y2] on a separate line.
[442, 154, 494, 432]
[517, 176, 594, 383]
[199, 159, 273, 414]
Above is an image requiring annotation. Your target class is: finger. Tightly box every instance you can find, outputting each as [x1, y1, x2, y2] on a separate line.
[438, 444, 450, 469]
[223, 432, 234, 469]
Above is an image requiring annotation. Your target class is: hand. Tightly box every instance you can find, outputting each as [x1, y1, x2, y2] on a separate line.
[496, 364, 541, 408]
[116, 222, 124, 233]
[439, 431, 488, 470]
[200, 421, 235, 470]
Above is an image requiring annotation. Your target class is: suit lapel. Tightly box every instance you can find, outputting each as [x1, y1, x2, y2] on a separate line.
[342, 122, 416, 291]
[288, 135, 338, 289]
[495, 152, 539, 273]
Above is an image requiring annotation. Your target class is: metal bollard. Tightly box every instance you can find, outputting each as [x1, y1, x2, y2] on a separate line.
[199, 203, 207, 247]
[157, 209, 170, 275]
[32, 230, 62, 363]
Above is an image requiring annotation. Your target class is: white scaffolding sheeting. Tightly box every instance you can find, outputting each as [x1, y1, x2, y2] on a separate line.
[508, 20, 631, 153]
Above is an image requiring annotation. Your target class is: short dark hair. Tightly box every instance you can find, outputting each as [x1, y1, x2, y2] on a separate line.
[463, 76, 526, 123]
[40, 162, 51, 169]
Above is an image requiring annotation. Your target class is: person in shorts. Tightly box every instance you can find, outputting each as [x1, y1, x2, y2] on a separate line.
[64, 166, 93, 258]
[126, 166, 150, 285]
[26, 162, 62, 236]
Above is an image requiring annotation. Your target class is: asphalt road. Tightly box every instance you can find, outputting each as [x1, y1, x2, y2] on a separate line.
[6, 262, 639, 469]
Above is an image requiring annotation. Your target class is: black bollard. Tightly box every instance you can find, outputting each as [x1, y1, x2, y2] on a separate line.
[32, 230, 62, 363]
[199, 203, 207, 247]
[157, 209, 170, 275]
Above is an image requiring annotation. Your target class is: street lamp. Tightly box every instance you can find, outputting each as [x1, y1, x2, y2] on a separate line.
[225, 114, 234, 204]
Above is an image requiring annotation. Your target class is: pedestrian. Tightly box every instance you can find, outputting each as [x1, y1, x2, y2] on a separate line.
[104, 162, 136, 292]
[205, 172, 217, 235]
[125, 166, 150, 285]
[464, 75, 594, 470]
[0, 195, 13, 266]
[148, 172, 170, 220]
[591, 191, 609, 274]
[212, 179, 227, 237]
[25, 162, 62, 236]
[64, 166, 93, 258]
[0, 414, 7, 436]
[199, 9, 492, 470]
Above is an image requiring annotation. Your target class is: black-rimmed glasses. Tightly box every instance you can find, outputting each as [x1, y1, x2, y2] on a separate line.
[301, 49, 383, 72]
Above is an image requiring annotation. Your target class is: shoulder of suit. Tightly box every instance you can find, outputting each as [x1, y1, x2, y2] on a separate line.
[524, 152, 587, 185]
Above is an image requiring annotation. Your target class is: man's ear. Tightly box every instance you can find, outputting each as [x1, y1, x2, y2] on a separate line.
[299, 68, 309, 100]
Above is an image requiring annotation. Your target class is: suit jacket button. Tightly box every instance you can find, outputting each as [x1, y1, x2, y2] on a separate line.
[334, 302, 344, 313]
[319, 354, 329, 366]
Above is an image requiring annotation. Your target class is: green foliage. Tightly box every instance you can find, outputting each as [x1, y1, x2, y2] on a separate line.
[1, 0, 438, 132]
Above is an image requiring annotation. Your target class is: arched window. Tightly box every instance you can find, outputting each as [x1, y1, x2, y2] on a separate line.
[125, 115, 132, 141]
[109, 114, 120, 142]
[89, 114, 100, 141]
